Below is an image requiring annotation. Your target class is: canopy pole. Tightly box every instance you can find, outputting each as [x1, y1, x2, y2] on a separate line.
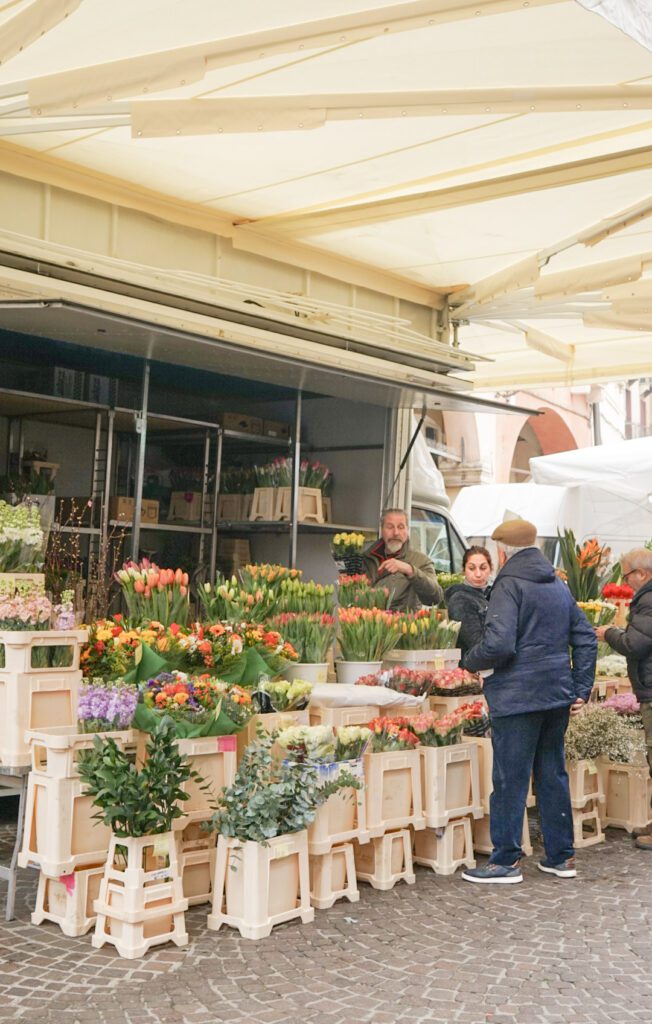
[289, 391, 302, 569]
[130, 360, 150, 562]
[383, 407, 424, 510]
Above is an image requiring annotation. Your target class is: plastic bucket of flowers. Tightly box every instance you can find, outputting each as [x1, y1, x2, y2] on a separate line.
[133, 671, 255, 829]
[408, 704, 485, 828]
[383, 609, 461, 672]
[18, 682, 140, 878]
[275, 724, 371, 854]
[363, 716, 425, 837]
[335, 607, 400, 685]
[238, 679, 313, 759]
[269, 612, 336, 684]
[28, 680, 138, 779]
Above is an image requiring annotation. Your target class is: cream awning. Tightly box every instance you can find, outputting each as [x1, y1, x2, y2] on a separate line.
[0, 0, 652, 389]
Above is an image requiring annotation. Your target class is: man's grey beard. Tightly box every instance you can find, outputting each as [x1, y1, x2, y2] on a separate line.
[385, 539, 404, 554]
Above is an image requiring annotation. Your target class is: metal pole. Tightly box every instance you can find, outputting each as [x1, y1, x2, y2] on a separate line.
[130, 361, 150, 562]
[209, 428, 223, 580]
[101, 409, 115, 543]
[198, 429, 211, 568]
[289, 391, 302, 569]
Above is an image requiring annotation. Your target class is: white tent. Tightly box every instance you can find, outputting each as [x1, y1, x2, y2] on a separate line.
[452, 482, 569, 538]
[1, 1, 652, 389]
[530, 436, 652, 499]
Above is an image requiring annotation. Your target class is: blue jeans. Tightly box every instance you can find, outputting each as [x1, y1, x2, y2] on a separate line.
[489, 706, 574, 866]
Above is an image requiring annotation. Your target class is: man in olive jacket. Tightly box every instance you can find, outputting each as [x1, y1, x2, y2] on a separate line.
[362, 508, 442, 612]
[597, 547, 652, 851]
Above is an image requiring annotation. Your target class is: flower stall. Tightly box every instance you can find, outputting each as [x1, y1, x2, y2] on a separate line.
[10, 545, 647, 960]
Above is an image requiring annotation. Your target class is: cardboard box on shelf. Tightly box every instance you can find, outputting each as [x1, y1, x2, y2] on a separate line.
[262, 419, 291, 440]
[219, 412, 264, 436]
[140, 500, 159, 524]
[216, 537, 251, 575]
[108, 497, 134, 523]
[168, 492, 203, 522]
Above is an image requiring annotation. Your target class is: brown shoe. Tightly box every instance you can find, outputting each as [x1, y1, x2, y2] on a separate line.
[632, 822, 652, 838]
[634, 834, 652, 851]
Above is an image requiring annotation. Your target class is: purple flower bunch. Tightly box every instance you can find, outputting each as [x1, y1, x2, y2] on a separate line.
[77, 680, 138, 733]
[602, 692, 640, 715]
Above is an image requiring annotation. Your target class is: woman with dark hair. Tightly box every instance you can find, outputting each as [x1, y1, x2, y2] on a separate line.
[445, 546, 493, 661]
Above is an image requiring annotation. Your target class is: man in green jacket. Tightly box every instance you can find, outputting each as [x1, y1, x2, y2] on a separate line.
[362, 508, 443, 611]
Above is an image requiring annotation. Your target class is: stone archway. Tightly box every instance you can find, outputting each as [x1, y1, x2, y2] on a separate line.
[509, 407, 578, 481]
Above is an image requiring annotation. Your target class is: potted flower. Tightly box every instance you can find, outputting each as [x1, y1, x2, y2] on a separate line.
[270, 612, 336, 684]
[331, 532, 367, 576]
[0, 577, 87, 767]
[206, 730, 356, 939]
[337, 574, 389, 610]
[0, 577, 52, 670]
[384, 608, 461, 671]
[336, 607, 401, 684]
[77, 719, 200, 958]
[557, 530, 613, 601]
[602, 582, 634, 628]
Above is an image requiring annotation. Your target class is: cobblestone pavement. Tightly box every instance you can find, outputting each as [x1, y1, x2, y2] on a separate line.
[0, 821, 650, 1024]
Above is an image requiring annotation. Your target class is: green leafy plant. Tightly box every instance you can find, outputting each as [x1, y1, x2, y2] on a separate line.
[209, 729, 360, 844]
[77, 718, 207, 837]
[0, 469, 54, 497]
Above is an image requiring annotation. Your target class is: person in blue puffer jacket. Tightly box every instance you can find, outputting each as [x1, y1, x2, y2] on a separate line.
[460, 518, 597, 886]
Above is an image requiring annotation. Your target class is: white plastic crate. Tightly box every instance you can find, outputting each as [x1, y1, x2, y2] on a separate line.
[208, 831, 314, 941]
[413, 818, 476, 875]
[309, 843, 359, 910]
[420, 742, 483, 829]
[354, 828, 415, 890]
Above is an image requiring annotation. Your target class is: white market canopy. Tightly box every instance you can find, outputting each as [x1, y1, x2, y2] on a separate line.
[1, 0, 652, 391]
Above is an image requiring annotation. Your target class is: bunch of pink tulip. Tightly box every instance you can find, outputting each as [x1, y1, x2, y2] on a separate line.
[115, 559, 190, 627]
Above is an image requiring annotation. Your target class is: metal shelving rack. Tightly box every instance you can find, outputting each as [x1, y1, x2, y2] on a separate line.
[1, 360, 377, 579]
